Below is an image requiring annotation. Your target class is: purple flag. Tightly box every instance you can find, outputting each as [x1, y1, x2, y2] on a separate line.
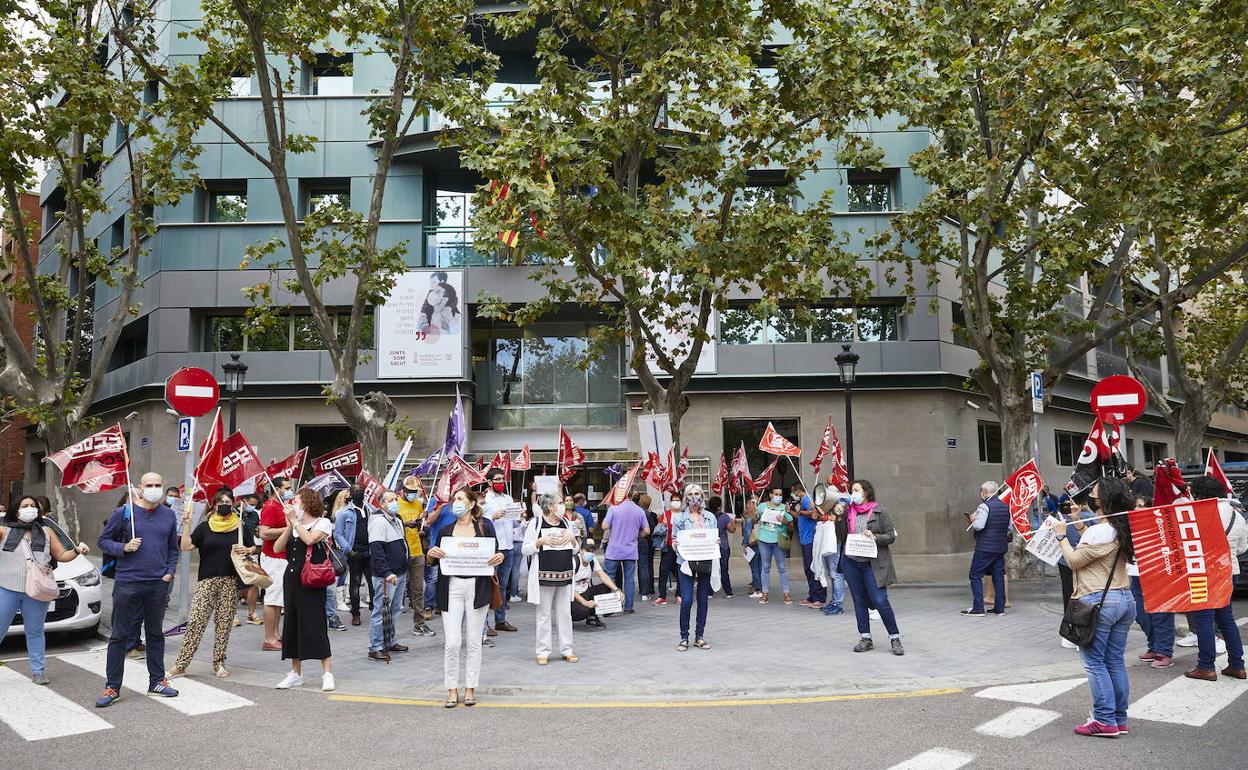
[408, 448, 443, 477]
[443, 385, 466, 458]
[603, 463, 624, 483]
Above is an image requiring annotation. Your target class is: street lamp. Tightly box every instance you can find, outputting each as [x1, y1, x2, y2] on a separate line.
[834, 344, 860, 480]
[222, 353, 248, 434]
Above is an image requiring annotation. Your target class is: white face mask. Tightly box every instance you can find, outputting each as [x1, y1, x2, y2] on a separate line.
[17, 507, 39, 523]
[142, 487, 164, 504]
[669, 500, 682, 511]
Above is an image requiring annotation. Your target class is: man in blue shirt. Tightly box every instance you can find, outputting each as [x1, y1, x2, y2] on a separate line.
[573, 493, 596, 532]
[793, 484, 824, 607]
[95, 472, 181, 707]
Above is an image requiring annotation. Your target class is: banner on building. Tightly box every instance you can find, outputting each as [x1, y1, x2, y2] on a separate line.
[1130, 498, 1233, 614]
[378, 270, 465, 379]
[312, 442, 363, 478]
[45, 424, 131, 493]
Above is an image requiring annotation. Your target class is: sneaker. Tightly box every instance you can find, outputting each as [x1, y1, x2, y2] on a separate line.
[1138, 650, 1159, 661]
[232, 616, 242, 627]
[414, 623, 437, 637]
[1117, 722, 1129, 735]
[987, 608, 1006, 616]
[275, 671, 304, 689]
[586, 616, 606, 628]
[126, 647, 145, 660]
[31, 671, 50, 686]
[868, 609, 881, 621]
[1061, 637, 1078, 649]
[1150, 655, 1174, 669]
[328, 617, 347, 631]
[961, 608, 987, 617]
[891, 638, 905, 656]
[94, 688, 121, 708]
[1176, 632, 1199, 647]
[823, 603, 844, 616]
[322, 673, 336, 692]
[748, 591, 762, 599]
[482, 637, 495, 648]
[485, 626, 498, 637]
[148, 679, 179, 698]
[799, 599, 818, 608]
[388, 644, 410, 653]
[654, 597, 668, 605]
[509, 595, 522, 603]
[1073, 720, 1119, 738]
[853, 638, 874, 653]
[640, 595, 651, 602]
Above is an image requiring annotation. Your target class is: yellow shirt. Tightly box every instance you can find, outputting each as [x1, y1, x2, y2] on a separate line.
[398, 497, 425, 557]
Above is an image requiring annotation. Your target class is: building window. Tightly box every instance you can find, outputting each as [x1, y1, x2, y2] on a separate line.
[978, 422, 1002, 464]
[110, 215, 125, 251]
[209, 189, 247, 223]
[143, 79, 159, 105]
[203, 312, 374, 352]
[1142, 441, 1167, 470]
[302, 180, 351, 217]
[307, 53, 353, 96]
[720, 304, 900, 345]
[107, 316, 148, 371]
[846, 170, 895, 212]
[1055, 430, 1084, 467]
[1225, 451, 1248, 464]
[722, 418, 803, 493]
[951, 302, 972, 348]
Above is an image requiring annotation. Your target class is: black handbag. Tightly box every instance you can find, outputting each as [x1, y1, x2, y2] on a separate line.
[326, 537, 348, 577]
[1059, 546, 1123, 648]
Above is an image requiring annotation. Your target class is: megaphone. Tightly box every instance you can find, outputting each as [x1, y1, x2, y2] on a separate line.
[812, 483, 837, 515]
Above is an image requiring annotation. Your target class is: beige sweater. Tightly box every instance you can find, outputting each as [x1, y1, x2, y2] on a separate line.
[1059, 538, 1128, 599]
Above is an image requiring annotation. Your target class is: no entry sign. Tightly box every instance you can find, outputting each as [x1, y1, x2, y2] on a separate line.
[165, 367, 220, 417]
[1091, 375, 1147, 425]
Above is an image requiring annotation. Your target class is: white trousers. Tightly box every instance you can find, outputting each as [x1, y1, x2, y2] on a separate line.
[536, 583, 574, 658]
[442, 577, 489, 689]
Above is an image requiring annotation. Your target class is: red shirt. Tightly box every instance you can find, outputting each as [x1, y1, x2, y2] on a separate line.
[259, 498, 286, 558]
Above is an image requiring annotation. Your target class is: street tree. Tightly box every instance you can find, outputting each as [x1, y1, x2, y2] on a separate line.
[459, 0, 889, 454]
[0, 1, 215, 536]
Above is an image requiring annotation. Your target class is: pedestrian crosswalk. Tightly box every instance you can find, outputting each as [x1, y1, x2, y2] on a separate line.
[0, 650, 253, 742]
[1127, 673, 1248, 726]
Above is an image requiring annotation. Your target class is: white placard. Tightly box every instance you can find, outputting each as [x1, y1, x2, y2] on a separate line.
[1025, 516, 1064, 566]
[503, 503, 525, 522]
[377, 270, 465, 378]
[538, 525, 576, 550]
[676, 529, 721, 561]
[593, 592, 623, 615]
[760, 509, 784, 526]
[844, 533, 878, 559]
[438, 536, 496, 576]
[742, 545, 756, 563]
[534, 475, 560, 496]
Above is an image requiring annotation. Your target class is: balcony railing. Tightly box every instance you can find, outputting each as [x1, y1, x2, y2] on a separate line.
[425, 226, 584, 268]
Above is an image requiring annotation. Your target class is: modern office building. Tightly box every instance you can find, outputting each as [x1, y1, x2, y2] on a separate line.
[23, 4, 1248, 574]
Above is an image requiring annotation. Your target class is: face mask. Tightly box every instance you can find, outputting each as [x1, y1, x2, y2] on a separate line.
[492, 482, 506, 493]
[143, 487, 164, 504]
[452, 502, 469, 518]
[244, 504, 256, 513]
[350, 490, 366, 508]
[404, 492, 419, 501]
[293, 503, 305, 517]
[851, 492, 864, 505]
[688, 496, 702, 508]
[584, 552, 594, 562]
[165, 495, 177, 507]
[385, 501, 399, 515]
[771, 495, 782, 505]
[281, 490, 294, 502]
[216, 504, 233, 517]
[17, 507, 39, 523]
[669, 500, 682, 510]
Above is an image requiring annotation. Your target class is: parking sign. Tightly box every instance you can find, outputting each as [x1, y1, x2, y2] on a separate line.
[178, 417, 194, 452]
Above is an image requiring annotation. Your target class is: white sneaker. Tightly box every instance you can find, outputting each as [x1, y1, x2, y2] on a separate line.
[321, 673, 336, 692]
[1061, 637, 1078, 649]
[748, 591, 762, 599]
[275, 671, 304, 689]
[1177, 632, 1199, 648]
[1217, 638, 1227, 656]
[336, 587, 350, 612]
[641, 596, 651, 602]
[510, 595, 522, 603]
[869, 609, 882, 621]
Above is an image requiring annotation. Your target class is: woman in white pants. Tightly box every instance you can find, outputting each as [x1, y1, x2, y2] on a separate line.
[523, 493, 581, 664]
[427, 488, 502, 707]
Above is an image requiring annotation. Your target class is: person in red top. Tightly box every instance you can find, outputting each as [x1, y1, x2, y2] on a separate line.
[258, 477, 295, 650]
[653, 493, 682, 605]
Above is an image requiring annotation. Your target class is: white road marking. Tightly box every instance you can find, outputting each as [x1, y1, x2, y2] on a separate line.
[173, 385, 215, 398]
[887, 747, 975, 770]
[0, 666, 113, 741]
[1128, 674, 1248, 726]
[57, 650, 253, 715]
[974, 706, 1061, 738]
[974, 678, 1085, 705]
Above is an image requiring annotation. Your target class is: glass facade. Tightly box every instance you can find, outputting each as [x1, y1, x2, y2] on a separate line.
[720, 305, 900, 345]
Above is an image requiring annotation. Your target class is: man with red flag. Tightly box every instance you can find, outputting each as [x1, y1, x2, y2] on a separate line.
[962, 480, 1011, 617]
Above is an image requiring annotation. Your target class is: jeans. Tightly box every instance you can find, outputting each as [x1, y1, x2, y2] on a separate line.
[719, 550, 734, 596]
[800, 542, 825, 602]
[494, 550, 514, 623]
[325, 584, 337, 619]
[748, 542, 762, 590]
[638, 538, 654, 596]
[442, 576, 488, 689]
[1078, 588, 1134, 725]
[1190, 603, 1245, 671]
[0, 586, 50, 674]
[1128, 575, 1175, 656]
[969, 549, 1006, 613]
[347, 551, 374, 617]
[840, 557, 899, 637]
[368, 573, 407, 652]
[424, 562, 439, 610]
[657, 549, 679, 599]
[678, 569, 712, 641]
[503, 547, 524, 599]
[820, 552, 846, 606]
[602, 558, 637, 610]
[757, 540, 790, 595]
[106, 580, 170, 689]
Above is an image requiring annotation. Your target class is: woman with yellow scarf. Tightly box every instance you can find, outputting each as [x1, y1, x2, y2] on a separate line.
[169, 490, 257, 679]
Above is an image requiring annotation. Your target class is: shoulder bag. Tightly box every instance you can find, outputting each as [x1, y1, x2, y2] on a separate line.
[300, 536, 337, 589]
[474, 519, 504, 609]
[1059, 545, 1123, 648]
[22, 539, 60, 602]
[231, 526, 273, 589]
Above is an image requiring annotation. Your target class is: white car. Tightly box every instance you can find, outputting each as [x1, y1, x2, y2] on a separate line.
[4, 518, 102, 639]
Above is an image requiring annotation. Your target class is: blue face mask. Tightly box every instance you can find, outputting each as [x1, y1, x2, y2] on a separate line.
[281, 490, 294, 502]
[244, 504, 255, 513]
[452, 502, 469, 518]
[165, 495, 176, 507]
[771, 496, 782, 505]
[851, 492, 864, 505]
[385, 501, 399, 515]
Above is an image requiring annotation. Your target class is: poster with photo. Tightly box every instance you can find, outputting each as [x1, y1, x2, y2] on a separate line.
[378, 270, 465, 378]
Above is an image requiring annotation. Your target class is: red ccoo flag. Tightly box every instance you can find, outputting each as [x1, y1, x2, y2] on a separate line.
[750, 458, 780, 493]
[730, 442, 752, 493]
[266, 448, 308, 487]
[435, 455, 488, 502]
[192, 409, 226, 499]
[356, 471, 387, 510]
[810, 417, 833, 474]
[487, 450, 511, 477]
[557, 427, 585, 482]
[511, 444, 532, 471]
[218, 431, 266, 490]
[44, 424, 131, 493]
[759, 422, 801, 457]
[311, 442, 362, 478]
[1205, 450, 1236, 500]
[710, 452, 729, 495]
[672, 446, 689, 491]
[998, 458, 1043, 539]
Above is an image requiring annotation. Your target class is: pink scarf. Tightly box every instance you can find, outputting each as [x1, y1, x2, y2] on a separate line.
[847, 501, 877, 534]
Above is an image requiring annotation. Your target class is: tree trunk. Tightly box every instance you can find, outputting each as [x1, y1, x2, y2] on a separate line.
[666, 389, 690, 460]
[39, 417, 81, 541]
[996, 389, 1040, 579]
[1173, 398, 1212, 467]
[338, 390, 396, 478]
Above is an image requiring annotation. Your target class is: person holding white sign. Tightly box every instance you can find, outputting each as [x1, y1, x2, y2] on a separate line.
[751, 489, 794, 605]
[839, 480, 904, 656]
[522, 493, 581, 665]
[427, 489, 503, 708]
[672, 485, 718, 651]
[570, 539, 625, 627]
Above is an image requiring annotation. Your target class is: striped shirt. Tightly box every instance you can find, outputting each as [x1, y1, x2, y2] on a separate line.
[0, 530, 51, 593]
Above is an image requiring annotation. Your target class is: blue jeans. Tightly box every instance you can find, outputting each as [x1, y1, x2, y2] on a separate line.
[0, 586, 50, 674]
[840, 556, 899, 637]
[494, 549, 514, 622]
[748, 542, 762, 590]
[424, 562, 439, 610]
[969, 549, 1006, 612]
[820, 553, 846, 606]
[757, 540, 790, 595]
[1128, 575, 1175, 656]
[369, 573, 407, 652]
[503, 547, 524, 599]
[801, 542, 825, 602]
[106, 580, 170, 689]
[678, 569, 711, 640]
[1078, 588, 1134, 725]
[719, 550, 734, 596]
[602, 558, 637, 610]
[1190, 603, 1245, 672]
